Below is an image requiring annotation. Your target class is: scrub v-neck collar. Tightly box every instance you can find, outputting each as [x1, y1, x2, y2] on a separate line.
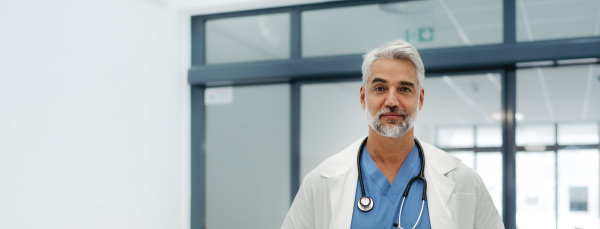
[360, 144, 421, 204]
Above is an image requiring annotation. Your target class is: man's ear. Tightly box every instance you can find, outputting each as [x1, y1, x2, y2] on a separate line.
[419, 88, 424, 111]
[360, 85, 366, 110]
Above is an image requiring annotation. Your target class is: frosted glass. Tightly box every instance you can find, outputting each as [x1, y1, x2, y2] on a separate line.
[300, 81, 367, 179]
[557, 149, 599, 229]
[302, 0, 502, 57]
[558, 122, 599, 145]
[516, 151, 556, 229]
[205, 84, 290, 229]
[206, 13, 290, 64]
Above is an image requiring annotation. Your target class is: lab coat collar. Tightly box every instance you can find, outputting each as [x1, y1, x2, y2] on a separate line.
[320, 136, 462, 229]
[421, 142, 461, 229]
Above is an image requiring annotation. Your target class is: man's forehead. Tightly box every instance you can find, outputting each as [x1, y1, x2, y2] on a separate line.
[368, 59, 418, 84]
[368, 76, 418, 86]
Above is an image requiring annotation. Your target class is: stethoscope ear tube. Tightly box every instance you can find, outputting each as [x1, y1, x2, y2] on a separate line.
[403, 176, 427, 201]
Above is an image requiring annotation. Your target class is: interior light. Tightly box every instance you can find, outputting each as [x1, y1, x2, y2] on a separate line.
[492, 112, 524, 121]
[516, 61, 555, 68]
[556, 58, 599, 65]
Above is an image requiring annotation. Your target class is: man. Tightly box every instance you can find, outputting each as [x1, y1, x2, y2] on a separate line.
[281, 40, 504, 229]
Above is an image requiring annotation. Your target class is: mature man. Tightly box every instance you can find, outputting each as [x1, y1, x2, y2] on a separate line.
[281, 40, 504, 229]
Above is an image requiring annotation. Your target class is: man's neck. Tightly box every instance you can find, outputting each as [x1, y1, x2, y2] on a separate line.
[365, 128, 415, 184]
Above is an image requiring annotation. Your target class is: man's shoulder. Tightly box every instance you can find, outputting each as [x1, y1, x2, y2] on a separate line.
[303, 137, 366, 182]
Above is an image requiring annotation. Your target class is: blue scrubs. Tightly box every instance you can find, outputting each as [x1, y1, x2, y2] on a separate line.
[350, 144, 431, 229]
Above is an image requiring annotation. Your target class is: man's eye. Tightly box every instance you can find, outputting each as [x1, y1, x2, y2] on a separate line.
[400, 87, 411, 92]
[375, 87, 384, 91]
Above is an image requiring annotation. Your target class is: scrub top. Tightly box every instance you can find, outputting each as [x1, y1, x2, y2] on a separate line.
[350, 144, 431, 229]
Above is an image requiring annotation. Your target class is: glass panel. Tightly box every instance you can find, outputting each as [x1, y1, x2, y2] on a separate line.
[517, 65, 600, 123]
[300, 81, 367, 179]
[415, 73, 502, 211]
[206, 13, 290, 64]
[516, 151, 556, 229]
[416, 73, 502, 146]
[302, 0, 503, 57]
[436, 126, 474, 148]
[516, 64, 600, 228]
[517, 0, 600, 42]
[516, 124, 555, 146]
[557, 149, 599, 229]
[558, 122, 599, 145]
[476, 152, 503, 216]
[205, 84, 290, 229]
[476, 125, 502, 147]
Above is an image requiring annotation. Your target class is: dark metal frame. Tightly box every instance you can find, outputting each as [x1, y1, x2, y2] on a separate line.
[189, 0, 600, 228]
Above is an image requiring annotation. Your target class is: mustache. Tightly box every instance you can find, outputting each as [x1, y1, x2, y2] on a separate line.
[376, 107, 409, 117]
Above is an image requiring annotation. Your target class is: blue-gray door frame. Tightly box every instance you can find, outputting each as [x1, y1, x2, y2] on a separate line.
[189, 0, 600, 229]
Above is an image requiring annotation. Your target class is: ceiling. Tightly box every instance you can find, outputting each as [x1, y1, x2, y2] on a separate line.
[204, 0, 600, 61]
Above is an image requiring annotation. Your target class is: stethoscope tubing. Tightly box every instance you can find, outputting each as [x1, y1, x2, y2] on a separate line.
[356, 137, 427, 228]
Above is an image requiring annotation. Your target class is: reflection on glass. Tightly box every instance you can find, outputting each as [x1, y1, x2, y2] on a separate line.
[302, 0, 502, 57]
[516, 151, 555, 229]
[477, 152, 503, 215]
[517, 0, 600, 42]
[206, 13, 290, 64]
[557, 149, 600, 229]
[476, 125, 502, 147]
[205, 84, 290, 229]
[558, 122, 599, 145]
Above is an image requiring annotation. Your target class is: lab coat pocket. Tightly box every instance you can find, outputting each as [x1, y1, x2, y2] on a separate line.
[449, 192, 476, 229]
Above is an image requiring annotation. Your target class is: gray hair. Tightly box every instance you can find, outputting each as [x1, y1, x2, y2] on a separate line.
[361, 40, 425, 89]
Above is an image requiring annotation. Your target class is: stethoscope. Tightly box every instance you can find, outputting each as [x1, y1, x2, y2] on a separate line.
[356, 137, 428, 229]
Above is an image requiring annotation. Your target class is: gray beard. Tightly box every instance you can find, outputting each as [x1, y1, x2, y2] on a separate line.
[365, 104, 418, 138]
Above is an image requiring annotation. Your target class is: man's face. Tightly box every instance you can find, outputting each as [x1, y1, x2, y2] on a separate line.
[360, 58, 424, 138]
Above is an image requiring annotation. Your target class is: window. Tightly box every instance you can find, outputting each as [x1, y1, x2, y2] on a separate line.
[517, 0, 600, 42]
[302, 0, 503, 57]
[206, 13, 290, 64]
[517, 64, 600, 229]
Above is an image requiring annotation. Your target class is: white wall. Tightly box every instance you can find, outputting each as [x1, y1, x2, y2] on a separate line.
[0, 0, 190, 228]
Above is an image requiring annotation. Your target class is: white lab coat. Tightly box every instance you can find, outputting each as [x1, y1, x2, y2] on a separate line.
[281, 137, 504, 229]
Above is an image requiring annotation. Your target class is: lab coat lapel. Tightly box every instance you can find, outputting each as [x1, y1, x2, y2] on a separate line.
[422, 142, 460, 229]
[326, 169, 357, 229]
[321, 137, 364, 229]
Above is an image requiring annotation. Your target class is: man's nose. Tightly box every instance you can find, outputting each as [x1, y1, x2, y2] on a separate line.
[384, 90, 401, 108]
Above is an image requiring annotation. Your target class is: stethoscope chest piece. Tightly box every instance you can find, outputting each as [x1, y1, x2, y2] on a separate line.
[357, 196, 373, 212]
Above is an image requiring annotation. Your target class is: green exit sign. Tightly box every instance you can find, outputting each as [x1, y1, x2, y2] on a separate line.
[406, 27, 434, 42]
